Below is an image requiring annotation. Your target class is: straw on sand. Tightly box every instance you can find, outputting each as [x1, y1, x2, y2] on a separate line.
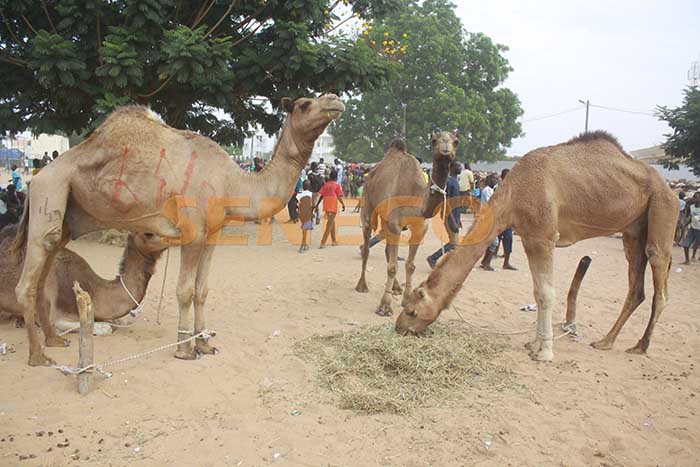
[295, 322, 513, 415]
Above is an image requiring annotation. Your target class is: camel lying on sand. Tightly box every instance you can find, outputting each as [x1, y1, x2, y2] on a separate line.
[0, 224, 165, 340]
[12, 94, 343, 365]
[356, 132, 458, 316]
[396, 131, 678, 361]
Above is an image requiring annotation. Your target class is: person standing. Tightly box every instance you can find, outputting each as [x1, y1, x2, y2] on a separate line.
[297, 180, 314, 252]
[10, 164, 22, 192]
[459, 163, 474, 213]
[495, 169, 517, 270]
[479, 174, 499, 271]
[682, 192, 700, 265]
[315, 157, 327, 177]
[676, 191, 687, 245]
[427, 161, 463, 268]
[287, 175, 303, 223]
[315, 169, 345, 248]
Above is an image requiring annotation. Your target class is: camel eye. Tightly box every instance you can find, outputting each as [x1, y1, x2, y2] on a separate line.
[144, 232, 154, 239]
[300, 101, 311, 111]
[407, 309, 417, 317]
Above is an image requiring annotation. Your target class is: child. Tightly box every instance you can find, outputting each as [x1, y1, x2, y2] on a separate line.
[315, 169, 345, 248]
[297, 180, 314, 252]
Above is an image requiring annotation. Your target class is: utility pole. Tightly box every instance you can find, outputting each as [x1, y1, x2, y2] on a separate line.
[689, 60, 700, 87]
[578, 99, 590, 132]
[402, 103, 407, 138]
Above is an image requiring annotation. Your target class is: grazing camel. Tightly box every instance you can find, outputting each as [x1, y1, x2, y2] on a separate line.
[12, 94, 344, 366]
[355, 132, 459, 316]
[396, 131, 678, 361]
[0, 225, 165, 338]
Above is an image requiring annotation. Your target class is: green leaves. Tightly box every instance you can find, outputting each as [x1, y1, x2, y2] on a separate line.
[1, 0, 401, 144]
[658, 86, 700, 176]
[29, 31, 90, 88]
[332, 0, 523, 163]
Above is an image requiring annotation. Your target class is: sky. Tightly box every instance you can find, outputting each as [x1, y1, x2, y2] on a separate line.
[453, 0, 700, 156]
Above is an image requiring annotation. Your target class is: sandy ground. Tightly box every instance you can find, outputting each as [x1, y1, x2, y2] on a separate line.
[1, 207, 699, 467]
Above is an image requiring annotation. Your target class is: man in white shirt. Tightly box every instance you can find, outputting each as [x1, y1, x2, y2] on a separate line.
[459, 163, 474, 212]
[683, 192, 700, 265]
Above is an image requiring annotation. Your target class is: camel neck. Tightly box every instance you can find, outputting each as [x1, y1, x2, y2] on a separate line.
[423, 157, 452, 218]
[424, 187, 512, 310]
[108, 246, 154, 320]
[224, 121, 313, 221]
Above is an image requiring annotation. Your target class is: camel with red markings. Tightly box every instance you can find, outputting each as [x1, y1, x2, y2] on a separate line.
[12, 94, 344, 366]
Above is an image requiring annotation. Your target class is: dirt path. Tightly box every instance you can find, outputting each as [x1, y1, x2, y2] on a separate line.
[1, 213, 699, 466]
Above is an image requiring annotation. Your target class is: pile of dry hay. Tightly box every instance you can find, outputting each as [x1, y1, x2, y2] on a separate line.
[295, 322, 513, 415]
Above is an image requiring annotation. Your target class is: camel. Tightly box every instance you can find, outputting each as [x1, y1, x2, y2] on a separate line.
[0, 224, 165, 338]
[12, 94, 344, 366]
[355, 132, 459, 316]
[395, 131, 678, 361]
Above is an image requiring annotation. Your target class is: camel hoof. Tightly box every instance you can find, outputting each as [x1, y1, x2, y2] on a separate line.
[625, 345, 646, 355]
[524, 339, 540, 352]
[174, 347, 198, 360]
[45, 336, 70, 347]
[355, 281, 369, 293]
[195, 341, 218, 355]
[590, 340, 613, 351]
[529, 348, 554, 362]
[375, 308, 393, 317]
[28, 352, 55, 367]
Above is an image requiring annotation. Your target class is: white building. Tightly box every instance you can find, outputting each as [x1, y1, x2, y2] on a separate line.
[239, 128, 336, 164]
[3, 133, 70, 159]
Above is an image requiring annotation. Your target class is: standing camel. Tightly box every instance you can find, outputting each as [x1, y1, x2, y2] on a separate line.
[395, 132, 678, 361]
[355, 132, 459, 316]
[1, 225, 165, 338]
[12, 94, 344, 366]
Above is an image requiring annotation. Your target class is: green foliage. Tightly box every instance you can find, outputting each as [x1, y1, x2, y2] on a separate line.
[331, 0, 523, 163]
[0, 0, 400, 144]
[658, 87, 700, 176]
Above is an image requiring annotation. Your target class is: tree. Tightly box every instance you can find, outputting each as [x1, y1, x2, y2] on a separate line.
[0, 0, 400, 144]
[657, 86, 700, 176]
[330, 0, 522, 163]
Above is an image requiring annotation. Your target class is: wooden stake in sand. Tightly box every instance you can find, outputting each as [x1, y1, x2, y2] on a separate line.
[73, 282, 94, 395]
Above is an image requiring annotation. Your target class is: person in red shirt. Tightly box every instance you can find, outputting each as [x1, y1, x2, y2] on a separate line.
[315, 169, 346, 248]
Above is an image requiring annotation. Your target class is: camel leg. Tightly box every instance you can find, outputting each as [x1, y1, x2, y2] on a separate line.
[355, 224, 372, 293]
[41, 298, 70, 347]
[401, 223, 425, 307]
[174, 243, 203, 360]
[522, 237, 555, 362]
[15, 183, 70, 366]
[627, 242, 672, 354]
[591, 226, 648, 350]
[384, 242, 403, 295]
[194, 245, 217, 355]
[377, 233, 399, 317]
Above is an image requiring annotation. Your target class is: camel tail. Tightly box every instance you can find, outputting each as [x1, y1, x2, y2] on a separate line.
[10, 194, 29, 261]
[564, 256, 592, 328]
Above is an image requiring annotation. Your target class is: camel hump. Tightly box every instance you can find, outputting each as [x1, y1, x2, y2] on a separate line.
[565, 131, 626, 153]
[105, 105, 165, 125]
[388, 138, 407, 152]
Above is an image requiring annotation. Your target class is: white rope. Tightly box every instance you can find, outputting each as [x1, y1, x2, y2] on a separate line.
[452, 304, 576, 340]
[52, 329, 215, 378]
[156, 248, 170, 325]
[119, 275, 144, 318]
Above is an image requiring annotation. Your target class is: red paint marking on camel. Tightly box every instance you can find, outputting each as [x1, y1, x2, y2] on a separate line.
[179, 151, 198, 195]
[111, 146, 140, 212]
[155, 148, 167, 175]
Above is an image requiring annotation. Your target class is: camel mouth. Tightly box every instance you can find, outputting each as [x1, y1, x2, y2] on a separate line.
[322, 105, 345, 115]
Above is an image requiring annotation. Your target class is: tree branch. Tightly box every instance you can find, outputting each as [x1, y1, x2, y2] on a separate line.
[2, 17, 21, 45]
[322, 13, 355, 36]
[192, 0, 217, 29]
[230, 19, 265, 47]
[138, 75, 174, 98]
[40, 0, 57, 33]
[204, 0, 240, 39]
[21, 15, 38, 36]
[0, 53, 28, 67]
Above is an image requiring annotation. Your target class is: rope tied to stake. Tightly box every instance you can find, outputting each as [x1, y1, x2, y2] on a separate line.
[119, 275, 144, 318]
[52, 329, 216, 378]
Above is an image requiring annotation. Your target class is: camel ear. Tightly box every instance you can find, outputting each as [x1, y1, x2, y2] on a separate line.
[453, 129, 460, 140]
[281, 97, 295, 113]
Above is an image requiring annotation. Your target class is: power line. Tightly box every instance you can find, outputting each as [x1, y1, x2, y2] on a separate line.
[522, 105, 584, 123]
[588, 103, 656, 116]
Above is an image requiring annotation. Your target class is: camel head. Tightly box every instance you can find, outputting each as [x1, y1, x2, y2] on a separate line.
[394, 284, 443, 336]
[281, 94, 345, 152]
[431, 131, 459, 161]
[132, 232, 168, 259]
